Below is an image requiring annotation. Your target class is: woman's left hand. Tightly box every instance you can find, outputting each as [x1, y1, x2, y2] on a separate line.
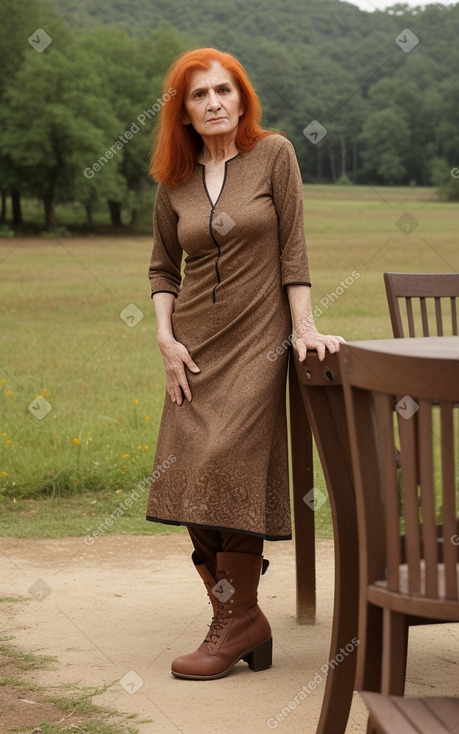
[295, 327, 345, 362]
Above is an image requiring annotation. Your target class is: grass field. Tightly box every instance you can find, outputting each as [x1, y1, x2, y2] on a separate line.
[1, 184, 458, 538]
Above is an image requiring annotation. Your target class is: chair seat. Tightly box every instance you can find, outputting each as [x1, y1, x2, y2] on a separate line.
[368, 563, 459, 620]
[361, 691, 459, 734]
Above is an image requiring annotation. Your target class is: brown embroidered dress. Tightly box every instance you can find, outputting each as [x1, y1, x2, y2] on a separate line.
[146, 134, 310, 540]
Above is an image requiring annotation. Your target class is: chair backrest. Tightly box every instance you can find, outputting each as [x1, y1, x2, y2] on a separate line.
[384, 272, 459, 338]
[339, 342, 459, 613]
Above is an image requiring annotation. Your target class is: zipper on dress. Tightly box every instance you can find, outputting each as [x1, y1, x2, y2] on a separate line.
[209, 206, 221, 304]
[201, 162, 231, 305]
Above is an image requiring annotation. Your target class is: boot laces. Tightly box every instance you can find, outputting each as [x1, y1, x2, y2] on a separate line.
[205, 606, 227, 644]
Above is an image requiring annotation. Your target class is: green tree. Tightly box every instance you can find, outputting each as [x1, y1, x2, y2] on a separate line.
[360, 109, 411, 185]
[0, 0, 58, 224]
[77, 25, 188, 225]
[0, 41, 122, 228]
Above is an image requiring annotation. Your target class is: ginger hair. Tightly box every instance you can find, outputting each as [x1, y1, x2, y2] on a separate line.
[149, 48, 277, 186]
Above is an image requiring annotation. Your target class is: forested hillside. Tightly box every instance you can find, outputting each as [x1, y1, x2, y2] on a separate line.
[1, 0, 458, 229]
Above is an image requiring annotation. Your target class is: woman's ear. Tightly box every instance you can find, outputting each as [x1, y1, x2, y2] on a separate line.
[182, 112, 191, 125]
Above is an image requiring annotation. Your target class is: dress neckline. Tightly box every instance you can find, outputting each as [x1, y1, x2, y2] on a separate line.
[198, 153, 241, 208]
[197, 151, 241, 169]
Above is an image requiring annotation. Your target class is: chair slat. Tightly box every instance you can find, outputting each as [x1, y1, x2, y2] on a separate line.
[394, 697, 457, 734]
[374, 393, 401, 590]
[440, 402, 458, 600]
[361, 692, 459, 734]
[451, 297, 458, 335]
[405, 298, 415, 337]
[398, 408, 422, 593]
[420, 298, 429, 336]
[353, 388, 387, 585]
[426, 697, 459, 728]
[434, 297, 444, 335]
[417, 400, 439, 597]
[362, 691, 419, 733]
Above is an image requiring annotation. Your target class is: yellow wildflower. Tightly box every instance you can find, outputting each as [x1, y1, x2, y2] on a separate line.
[72, 438, 80, 446]
[6, 389, 12, 396]
[1, 471, 7, 476]
[144, 445, 149, 450]
[133, 399, 139, 405]
[122, 453, 129, 459]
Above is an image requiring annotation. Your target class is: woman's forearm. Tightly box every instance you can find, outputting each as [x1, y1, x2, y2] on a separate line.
[152, 292, 176, 346]
[286, 284, 316, 336]
[286, 284, 344, 361]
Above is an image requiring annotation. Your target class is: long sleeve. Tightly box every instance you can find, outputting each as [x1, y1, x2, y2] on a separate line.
[271, 138, 311, 288]
[148, 183, 183, 298]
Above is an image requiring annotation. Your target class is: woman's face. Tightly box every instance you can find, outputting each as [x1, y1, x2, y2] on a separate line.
[182, 60, 244, 140]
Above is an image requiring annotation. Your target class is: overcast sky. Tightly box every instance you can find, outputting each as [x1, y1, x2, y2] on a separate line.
[342, 0, 453, 11]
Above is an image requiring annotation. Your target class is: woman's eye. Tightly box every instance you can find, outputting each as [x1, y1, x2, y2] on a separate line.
[219, 87, 229, 93]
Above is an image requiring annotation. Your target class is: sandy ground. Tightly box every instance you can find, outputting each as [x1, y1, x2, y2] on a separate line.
[1, 533, 458, 733]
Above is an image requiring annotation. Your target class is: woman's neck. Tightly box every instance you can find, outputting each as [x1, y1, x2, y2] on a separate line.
[198, 132, 238, 165]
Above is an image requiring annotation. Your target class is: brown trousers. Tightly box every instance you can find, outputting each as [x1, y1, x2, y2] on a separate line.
[188, 526, 263, 564]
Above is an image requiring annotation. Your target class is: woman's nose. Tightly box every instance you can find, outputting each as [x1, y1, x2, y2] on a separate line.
[207, 89, 221, 110]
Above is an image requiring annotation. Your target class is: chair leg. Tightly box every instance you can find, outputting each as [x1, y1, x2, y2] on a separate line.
[366, 717, 379, 734]
[356, 602, 383, 692]
[381, 609, 408, 696]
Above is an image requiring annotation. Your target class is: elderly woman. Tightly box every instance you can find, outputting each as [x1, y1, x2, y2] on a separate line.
[146, 48, 343, 681]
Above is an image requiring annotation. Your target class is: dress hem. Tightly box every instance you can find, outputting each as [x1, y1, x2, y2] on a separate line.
[145, 515, 292, 542]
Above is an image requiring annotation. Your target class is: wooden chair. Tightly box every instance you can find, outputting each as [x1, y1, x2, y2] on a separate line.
[384, 272, 459, 338]
[361, 692, 459, 734]
[288, 358, 316, 624]
[338, 342, 459, 700]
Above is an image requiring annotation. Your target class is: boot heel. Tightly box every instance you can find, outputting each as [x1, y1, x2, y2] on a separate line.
[243, 637, 272, 671]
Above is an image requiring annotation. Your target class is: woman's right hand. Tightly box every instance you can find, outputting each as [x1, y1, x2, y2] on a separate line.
[157, 335, 200, 406]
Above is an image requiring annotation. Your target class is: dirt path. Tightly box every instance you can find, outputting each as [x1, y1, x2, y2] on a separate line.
[1, 534, 458, 733]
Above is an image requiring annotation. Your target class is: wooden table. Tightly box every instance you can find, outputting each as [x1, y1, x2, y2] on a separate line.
[291, 336, 459, 734]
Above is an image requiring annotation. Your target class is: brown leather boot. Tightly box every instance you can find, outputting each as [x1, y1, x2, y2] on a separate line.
[171, 552, 272, 680]
[191, 551, 218, 616]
